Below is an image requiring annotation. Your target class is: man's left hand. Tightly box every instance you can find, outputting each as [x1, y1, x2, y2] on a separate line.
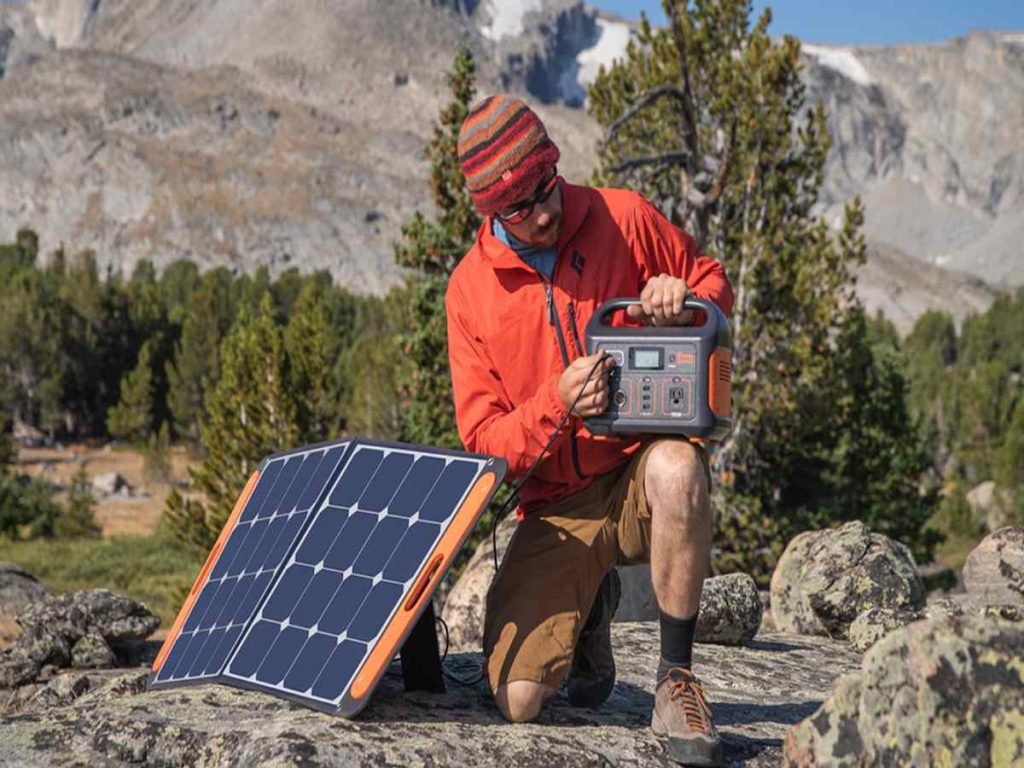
[627, 274, 695, 326]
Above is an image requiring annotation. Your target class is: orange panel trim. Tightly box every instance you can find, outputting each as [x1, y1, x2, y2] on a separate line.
[709, 348, 732, 418]
[349, 470, 498, 701]
[152, 470, 260, 674]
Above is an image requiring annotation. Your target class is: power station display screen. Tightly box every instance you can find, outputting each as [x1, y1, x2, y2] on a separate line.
[630, 347, 663, 370]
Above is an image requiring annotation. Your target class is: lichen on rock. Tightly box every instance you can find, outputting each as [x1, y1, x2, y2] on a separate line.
[770, 521, 925, 639]
[784, 612, 1024, 766]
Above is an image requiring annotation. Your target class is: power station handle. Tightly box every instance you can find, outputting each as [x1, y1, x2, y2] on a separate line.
[586, 296, 720, 339]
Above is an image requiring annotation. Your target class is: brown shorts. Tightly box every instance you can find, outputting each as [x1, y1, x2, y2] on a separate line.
[482, 438, 710, 693]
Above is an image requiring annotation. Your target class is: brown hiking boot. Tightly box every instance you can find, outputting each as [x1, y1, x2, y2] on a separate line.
[566, 568, 621, 708]
[651, 667, 723, 767]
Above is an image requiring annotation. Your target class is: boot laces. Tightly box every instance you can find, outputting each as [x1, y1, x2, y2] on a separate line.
[664, 670, 713, 734]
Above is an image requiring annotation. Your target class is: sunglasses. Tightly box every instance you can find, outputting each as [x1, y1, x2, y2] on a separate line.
[496, 169, 560, 225]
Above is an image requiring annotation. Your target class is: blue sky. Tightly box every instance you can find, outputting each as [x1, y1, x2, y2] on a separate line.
[590, 0, 1024, 45]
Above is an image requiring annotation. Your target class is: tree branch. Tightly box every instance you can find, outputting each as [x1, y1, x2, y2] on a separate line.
[610, 151, 692, 175]
[600, 85, 690, 155]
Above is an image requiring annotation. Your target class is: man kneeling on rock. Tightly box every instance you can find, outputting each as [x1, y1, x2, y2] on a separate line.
[445, 95, 735, 767]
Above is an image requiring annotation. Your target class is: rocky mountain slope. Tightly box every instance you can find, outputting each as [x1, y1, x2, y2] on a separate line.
[0, 1, 1019, 329]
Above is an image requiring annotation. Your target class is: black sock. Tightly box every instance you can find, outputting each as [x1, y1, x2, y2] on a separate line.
[657, 608, 698, 680]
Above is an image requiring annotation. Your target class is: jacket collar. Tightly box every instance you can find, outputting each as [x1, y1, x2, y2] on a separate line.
[476, 179, 592, 271]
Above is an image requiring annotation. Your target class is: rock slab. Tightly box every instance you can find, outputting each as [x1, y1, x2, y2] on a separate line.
[0, 625, 860, 767]
[770, 521, 925, 639]
[784, 613, 1024, 766]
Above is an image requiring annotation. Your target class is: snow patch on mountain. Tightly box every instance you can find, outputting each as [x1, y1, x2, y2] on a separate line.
[577, 18, 631, 86]
[803, 44, 874, 86]
[480, 0, 543, 41]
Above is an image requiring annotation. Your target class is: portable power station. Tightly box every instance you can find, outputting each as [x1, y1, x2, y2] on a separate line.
[583, 297, 732, 441]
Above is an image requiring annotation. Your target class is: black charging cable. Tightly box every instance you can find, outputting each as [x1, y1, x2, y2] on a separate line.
[487, 351, 612, 571]
[437, 352, 613, 688]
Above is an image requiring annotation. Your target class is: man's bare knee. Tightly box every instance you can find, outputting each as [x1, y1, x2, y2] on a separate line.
[645, 439, 707, 510]
[495, 680, 554, 723]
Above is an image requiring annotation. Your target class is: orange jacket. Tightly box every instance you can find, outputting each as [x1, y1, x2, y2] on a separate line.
[445, 180, 734, 515]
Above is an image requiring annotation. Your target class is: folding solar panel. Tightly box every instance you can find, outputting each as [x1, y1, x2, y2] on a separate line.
[150, 438, 507, 717]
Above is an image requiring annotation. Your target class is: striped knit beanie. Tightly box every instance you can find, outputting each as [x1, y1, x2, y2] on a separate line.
[458, 95, 561, 217]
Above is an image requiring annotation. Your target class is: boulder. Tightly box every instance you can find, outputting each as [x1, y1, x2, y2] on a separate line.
[440, 513, 517, 652]
[0, 562, 51, 646]
[615, 564, 659, 621]
[962, 526, 1024, 607]
[695, 572, 763, 646]
[0, 625, 861, 766]
[71, 632, 116, 669]
[784, 612, 1024, 766]
[0, 562, 50, 617]
[91, 471, 128, 496]
[1, 590, 159, 688]
[966, 481, 1017, 533]
[847, 606, 924, 653]
[770, 521, 926, 638]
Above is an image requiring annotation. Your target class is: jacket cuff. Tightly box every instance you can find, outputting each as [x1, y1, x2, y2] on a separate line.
[543, 372, 569, 427]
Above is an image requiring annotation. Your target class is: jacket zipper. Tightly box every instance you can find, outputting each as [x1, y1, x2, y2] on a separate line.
[544, 279, 584, 480]
[567, 303, 584, 356]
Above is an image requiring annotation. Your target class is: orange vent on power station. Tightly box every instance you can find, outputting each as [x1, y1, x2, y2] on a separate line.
[709, 348, 732, 418]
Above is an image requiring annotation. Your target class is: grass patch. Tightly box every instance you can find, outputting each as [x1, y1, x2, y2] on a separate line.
[0, 533, 201, 629]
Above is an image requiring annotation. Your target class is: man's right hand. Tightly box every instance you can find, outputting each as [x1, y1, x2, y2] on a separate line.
[558, 352, 616, 418]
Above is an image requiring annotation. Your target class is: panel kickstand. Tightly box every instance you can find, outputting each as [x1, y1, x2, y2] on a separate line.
[399, 601, 445, 693]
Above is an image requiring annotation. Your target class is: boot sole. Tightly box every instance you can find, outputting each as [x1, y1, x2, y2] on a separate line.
[651, 711, 724, 767]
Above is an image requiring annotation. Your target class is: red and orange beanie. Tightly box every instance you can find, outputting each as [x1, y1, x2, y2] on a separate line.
[457, 95, 560, 217]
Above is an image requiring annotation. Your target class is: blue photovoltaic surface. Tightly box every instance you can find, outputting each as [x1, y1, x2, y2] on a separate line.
[223, 443, 485, 707]
[153, 442, 349, 684]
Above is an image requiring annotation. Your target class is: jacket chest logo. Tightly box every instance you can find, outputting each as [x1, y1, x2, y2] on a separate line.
[570, 250, 586, 275]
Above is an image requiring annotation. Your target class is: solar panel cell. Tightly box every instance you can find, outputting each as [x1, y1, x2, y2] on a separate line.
[419, 460, 479, 522]
[228, 619, 279, 677]
[231, 572, 273, 624]
[262, 564, 314, 622]
[323, 511, 377, 571]
[347, 581, 404, 642]
[265, 512, 306, 565]
[352, 516, 409, 577]
[294, 506, 348, 565]
[256, 456, 301, 520]
[203, 626, 244, 675]
[387, 456, 445, 517]
[255, 625, 308, 685]
[237, 459, 284, 524]
[283, 452, 327, 514]
[283, 632, 336, 692]
[290, 570, 342, 629]
[310, 640, 366, 700]
[359, 452, 414, 512]
[382, 522, 441, 582]
[318, 575, 373, 634]
[329, 448, 383, 507]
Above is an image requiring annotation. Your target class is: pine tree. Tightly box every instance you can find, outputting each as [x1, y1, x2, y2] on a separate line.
[106, 340, 156, 444]
[55, 465, 101, 539]
[166, 267, 237, 444]
[163, 293, 299, 551]
[284, 282, 340, 443]
[588, 0, 935, 569]
[393, 44, 481, 449]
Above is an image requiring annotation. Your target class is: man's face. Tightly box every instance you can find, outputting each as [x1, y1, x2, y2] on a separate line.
[496, 169, 563, 249]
